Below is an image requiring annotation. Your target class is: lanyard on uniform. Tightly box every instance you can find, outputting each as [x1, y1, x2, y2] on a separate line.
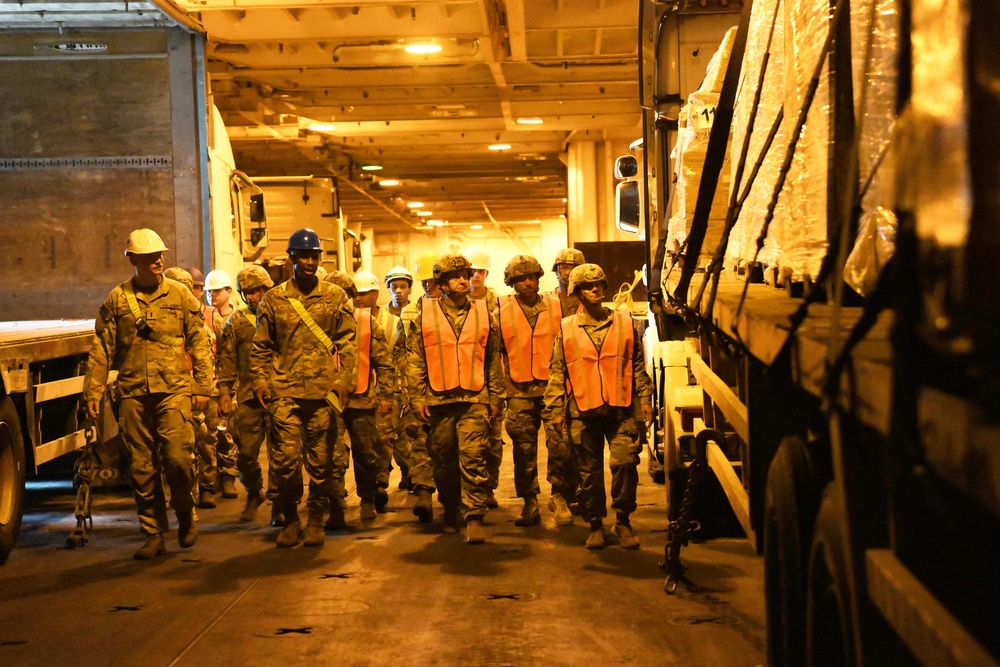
[238, 304, 257, 328]
[282, 281, 336, 354]
[123, 281, 183, 346]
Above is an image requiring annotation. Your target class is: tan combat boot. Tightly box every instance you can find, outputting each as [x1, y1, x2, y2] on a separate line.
[514, 494, 541, 527]
[466, 517, 486, 544]
[360, 500, 377, 521]
[198, 488, 217, 509]
[585, 521, 606, 550]
[612, 523, 640, 550]
[485, 489, 499, 509]
[442, 505, 461, 534]
[177, 509, 198, 548]
[412, 488, 434, 524]
[133, 534, 166, 560]
[220, 475, 238, 499]
[325, 502, 347, 531]
[550, 493, 574, 526]
[303, 510, 325, 546]
[277, 521, 303, 548]
[239, 491, 265, 523]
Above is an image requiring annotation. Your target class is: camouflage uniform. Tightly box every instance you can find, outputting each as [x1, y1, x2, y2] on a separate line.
[250, 280, 357, 523]
[397, 300, 434, 492]
[407, 297, 506, 520]
[542, 306, 653, 523]
[372, 306, 409, 486]
[193, 306, 229, 498]
[545, 288, 583, 501]
[332, 309, 395, 508]
[84, 277, 213, 537]
[470, 286, 504, 495]
[217, 305, 276, 502]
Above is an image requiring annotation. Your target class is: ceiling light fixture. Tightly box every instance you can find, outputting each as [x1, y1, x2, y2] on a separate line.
[516, 118, 543, 125]
[417, 211, 433, 217]
[308, 123, 337, 132]
[470, 224, 483, 229]
[361, 164, 382, 171]
[378, 179, 400, 186]
[488, 143, 511, 151]
[407, 202, 424, 208]
[427, 219, 445, 226]
[405, 42, 442, 54]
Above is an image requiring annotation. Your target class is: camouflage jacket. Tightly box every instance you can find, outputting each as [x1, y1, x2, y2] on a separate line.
[470, 286, 499, 313]
[552, 286, 581, 317]
[84, 276, 213, 401]
[543, 306, 653, 419]
[216, 305, 258, 404]
[250, 278, 357, 400]
[406, 296, 506, 410]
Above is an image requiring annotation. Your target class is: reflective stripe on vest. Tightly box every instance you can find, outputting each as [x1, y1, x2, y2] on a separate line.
[354, 308, 372, 395]
[561, 310, 634, 411]
[498, 294, 561, 383]
[379, 308, 399, 351]
[422, 299, 489, 392]
[400, 303, 418, 339]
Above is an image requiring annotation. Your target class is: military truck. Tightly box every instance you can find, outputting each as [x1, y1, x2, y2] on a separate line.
[617, 0, 999, 664]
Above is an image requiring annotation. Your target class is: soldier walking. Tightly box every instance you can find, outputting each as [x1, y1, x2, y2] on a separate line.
[544, 263, 653, 550]
[407, 254, 505, 544]
[84, 229, 213, 560]
[382, 266, 414, 490]
[250, 229, 357, 548]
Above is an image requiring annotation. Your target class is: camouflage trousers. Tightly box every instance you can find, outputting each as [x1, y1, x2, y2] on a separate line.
[503, 398, 543, 498]
[484, 414, 504, 491]
[403, 407, 435, 491]
[545, 415, 580, 502]
[268, 398, 334, 519]
[230, 399, 278, 500]
[568, 407, 641, 522]
[194, 397, 238, 492]
[427, 402, 491, 520]
[119, 392, 196, 536]
[332, 408, 380, 503]
[375, 399, 410, 482]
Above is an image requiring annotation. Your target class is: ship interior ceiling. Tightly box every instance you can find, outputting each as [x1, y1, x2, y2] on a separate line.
[0, 0, 645, 231]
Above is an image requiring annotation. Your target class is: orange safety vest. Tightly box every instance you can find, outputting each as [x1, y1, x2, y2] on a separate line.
[379, 308, 399, 351]
[498, 293, 561, 383]
[354, 308, 372, 395]
[422, 298, 490, 392]
[202, 305, 218, 356]
[561, 310, 634, 411]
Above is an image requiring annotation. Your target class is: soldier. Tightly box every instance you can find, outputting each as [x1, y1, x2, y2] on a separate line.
[408, 254, 505, 544]
[467, 249, 503, 509]
[188, 267, 206, 304]
[84, 229, 212, 560]
[250, 228, 357, 548]
[204, 269, 240, 499]
[164, 267, 195, 293]
[551, 247, 586, 316]
[399, 254, 441, 522]
[217, 265, 277, 523]
[497, 255, 566, 527]
[190, 270, 227, 509]
[383, 266, 414, 492]
[384, 265, 412, 317]
[355, 271, 411, 494]
[321, 269, 356, 531]
[543, 263, 653, 550]
[342, 271, 396, 520]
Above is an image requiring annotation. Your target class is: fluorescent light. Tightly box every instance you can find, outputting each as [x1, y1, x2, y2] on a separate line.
[361, 164, 382, 171]
[405, 42, 442, 54]
[516, 118, 543, 125]
[308, 123, 336, 132]
[562, 197, 568, 203]
[470, 224, 483, 229]
[407, 202, 424, 208]
[378, 179, 400, 186]
[417, 211, 433, 217]
[488, 143, 511, 151]
[427, 219, 445, 226]
[559, 214, 566, 219]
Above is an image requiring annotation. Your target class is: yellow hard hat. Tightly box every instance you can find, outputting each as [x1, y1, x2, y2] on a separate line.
[125, 228, 168, 256]
[414, 253, 439, 282]
[468, 249, 491, 270]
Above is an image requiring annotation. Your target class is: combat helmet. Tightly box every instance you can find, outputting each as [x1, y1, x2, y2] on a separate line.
[324, 269, 355, 294]
[503, 255, 544, 287]
[236, 265, 274, 291]
[567, 263, 608, 294]
[164, 267, 194, 292]
[432, 254, 473, 282]
[551, 247, 585, 272]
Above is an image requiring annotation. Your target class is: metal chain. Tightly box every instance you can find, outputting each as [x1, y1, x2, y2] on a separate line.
[661, 453, 706, 594]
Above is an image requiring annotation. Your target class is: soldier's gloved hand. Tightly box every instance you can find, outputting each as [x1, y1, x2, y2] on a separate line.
[641, 403, 653, 426]
[86, 400, 101, 420]
[378, 399, 393, 416]
[414, 405, 430, 423]
[219, 390, 233, 417]
[255, 385, 272, 406]
[192, 395, 210, 411]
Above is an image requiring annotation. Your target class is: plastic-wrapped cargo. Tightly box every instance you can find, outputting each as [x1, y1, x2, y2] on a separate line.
[666, 27, 737, 265]
[727, 0, 787, 274]
[844, 0, 900, 296]
[773, 0, 831, 283]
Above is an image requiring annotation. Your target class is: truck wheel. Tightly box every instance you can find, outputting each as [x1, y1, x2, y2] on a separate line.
[0, 397, 26, 565]
[806, 485, 856, 667]
[764, 436, 822, 667]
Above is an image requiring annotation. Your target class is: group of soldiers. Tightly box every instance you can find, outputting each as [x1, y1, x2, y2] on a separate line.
[83, 227, 652, 560]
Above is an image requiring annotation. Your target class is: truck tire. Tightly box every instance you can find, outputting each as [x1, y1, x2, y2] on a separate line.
[764, 436, 822, 667]
[806, 485, 856, 667]
[0, 397, 26, 565]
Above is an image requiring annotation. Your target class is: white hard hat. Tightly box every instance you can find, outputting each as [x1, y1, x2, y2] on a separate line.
[125, 228, 168, 256]
[384, 265, 413, 286]
[353, 271, 380, 293]
[468, 249, 491, 270]
[204, 269, 233, 290]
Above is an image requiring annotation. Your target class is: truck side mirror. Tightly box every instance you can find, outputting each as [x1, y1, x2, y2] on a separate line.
[616, 181, 641, 233]
[615, 155, 639, 179]
[249, 193, 266, 223]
